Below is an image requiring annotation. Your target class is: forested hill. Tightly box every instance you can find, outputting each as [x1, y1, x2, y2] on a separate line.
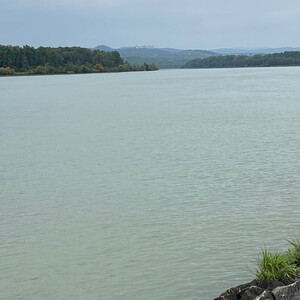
[183, 51, 300, 69]
[94, 45, 216, 69]
[0, 45, 158, 75]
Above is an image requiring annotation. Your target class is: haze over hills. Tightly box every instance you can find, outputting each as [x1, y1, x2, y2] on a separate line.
[94, 45, 300, 69]
[211, 47, 300, 55]
[93, 45, 216, 69]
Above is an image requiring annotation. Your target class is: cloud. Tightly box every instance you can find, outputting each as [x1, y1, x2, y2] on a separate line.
[1, 0, 300, 49]
[266, 6, 300, 22]
[5, 0, 123, 10]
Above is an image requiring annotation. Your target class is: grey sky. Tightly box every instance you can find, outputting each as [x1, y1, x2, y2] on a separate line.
[1, 0, 300, 49]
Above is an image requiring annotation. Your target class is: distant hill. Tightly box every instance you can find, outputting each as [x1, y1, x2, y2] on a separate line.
[93, 45, 216, 68]
[93, 45, 300, 69]
[94, 45, 114, 52]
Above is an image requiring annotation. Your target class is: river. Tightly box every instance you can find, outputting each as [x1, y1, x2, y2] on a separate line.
[1, 68, 300, 299]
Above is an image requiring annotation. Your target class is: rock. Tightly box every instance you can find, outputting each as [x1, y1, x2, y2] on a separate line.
[213, 280, 259, 300]
[255, 290, 275, 300]
[254, 279, 285, 290]
[213, 278, 300, 300]
[265, 280, 285, 291]
[272, 280, 300, 300]
[291, 291, 300, 300]
[241, 286, 265, 300]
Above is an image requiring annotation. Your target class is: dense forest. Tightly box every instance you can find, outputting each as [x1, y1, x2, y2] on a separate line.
[0, 45, 158, 75]
[184, 51, 300, 69]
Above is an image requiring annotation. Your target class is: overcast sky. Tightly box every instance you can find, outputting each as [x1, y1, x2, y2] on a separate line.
[1, 0, 300, 49]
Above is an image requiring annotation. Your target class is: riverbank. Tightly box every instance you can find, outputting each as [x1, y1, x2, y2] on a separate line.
[213, 276, 300, 300]
[213, 237, 300, 299]
[0, 45, 159, 76]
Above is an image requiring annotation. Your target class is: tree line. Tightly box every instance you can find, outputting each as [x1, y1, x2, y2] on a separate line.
[183, 51, 300, 69]
[0, 45, 158, 75]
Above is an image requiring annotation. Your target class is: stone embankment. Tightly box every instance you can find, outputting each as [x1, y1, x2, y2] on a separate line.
[213, 275, 300, 300]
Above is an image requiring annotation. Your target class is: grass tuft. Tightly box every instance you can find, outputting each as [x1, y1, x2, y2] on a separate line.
[255, 249, 298, 281]
[286, 236, 300, 266]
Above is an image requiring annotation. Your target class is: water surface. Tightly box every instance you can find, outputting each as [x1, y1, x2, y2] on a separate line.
[1, 68, 300, 300]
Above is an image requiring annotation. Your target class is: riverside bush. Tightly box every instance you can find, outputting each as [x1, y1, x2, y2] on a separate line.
[255, 249, 299, 281]
[287, 236, 300, 266]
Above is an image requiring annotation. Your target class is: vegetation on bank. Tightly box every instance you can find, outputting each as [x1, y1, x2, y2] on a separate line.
[184, 51, 300, 69]
[255, 236, 300, 282]
[0, 45, 158, 75]
[115, 47, 216, 69]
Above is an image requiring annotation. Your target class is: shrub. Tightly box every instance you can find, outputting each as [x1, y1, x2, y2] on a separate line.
[255, 249, 298, 281]
[0, 67, 15, 75]
[286, 236, 300, 266]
